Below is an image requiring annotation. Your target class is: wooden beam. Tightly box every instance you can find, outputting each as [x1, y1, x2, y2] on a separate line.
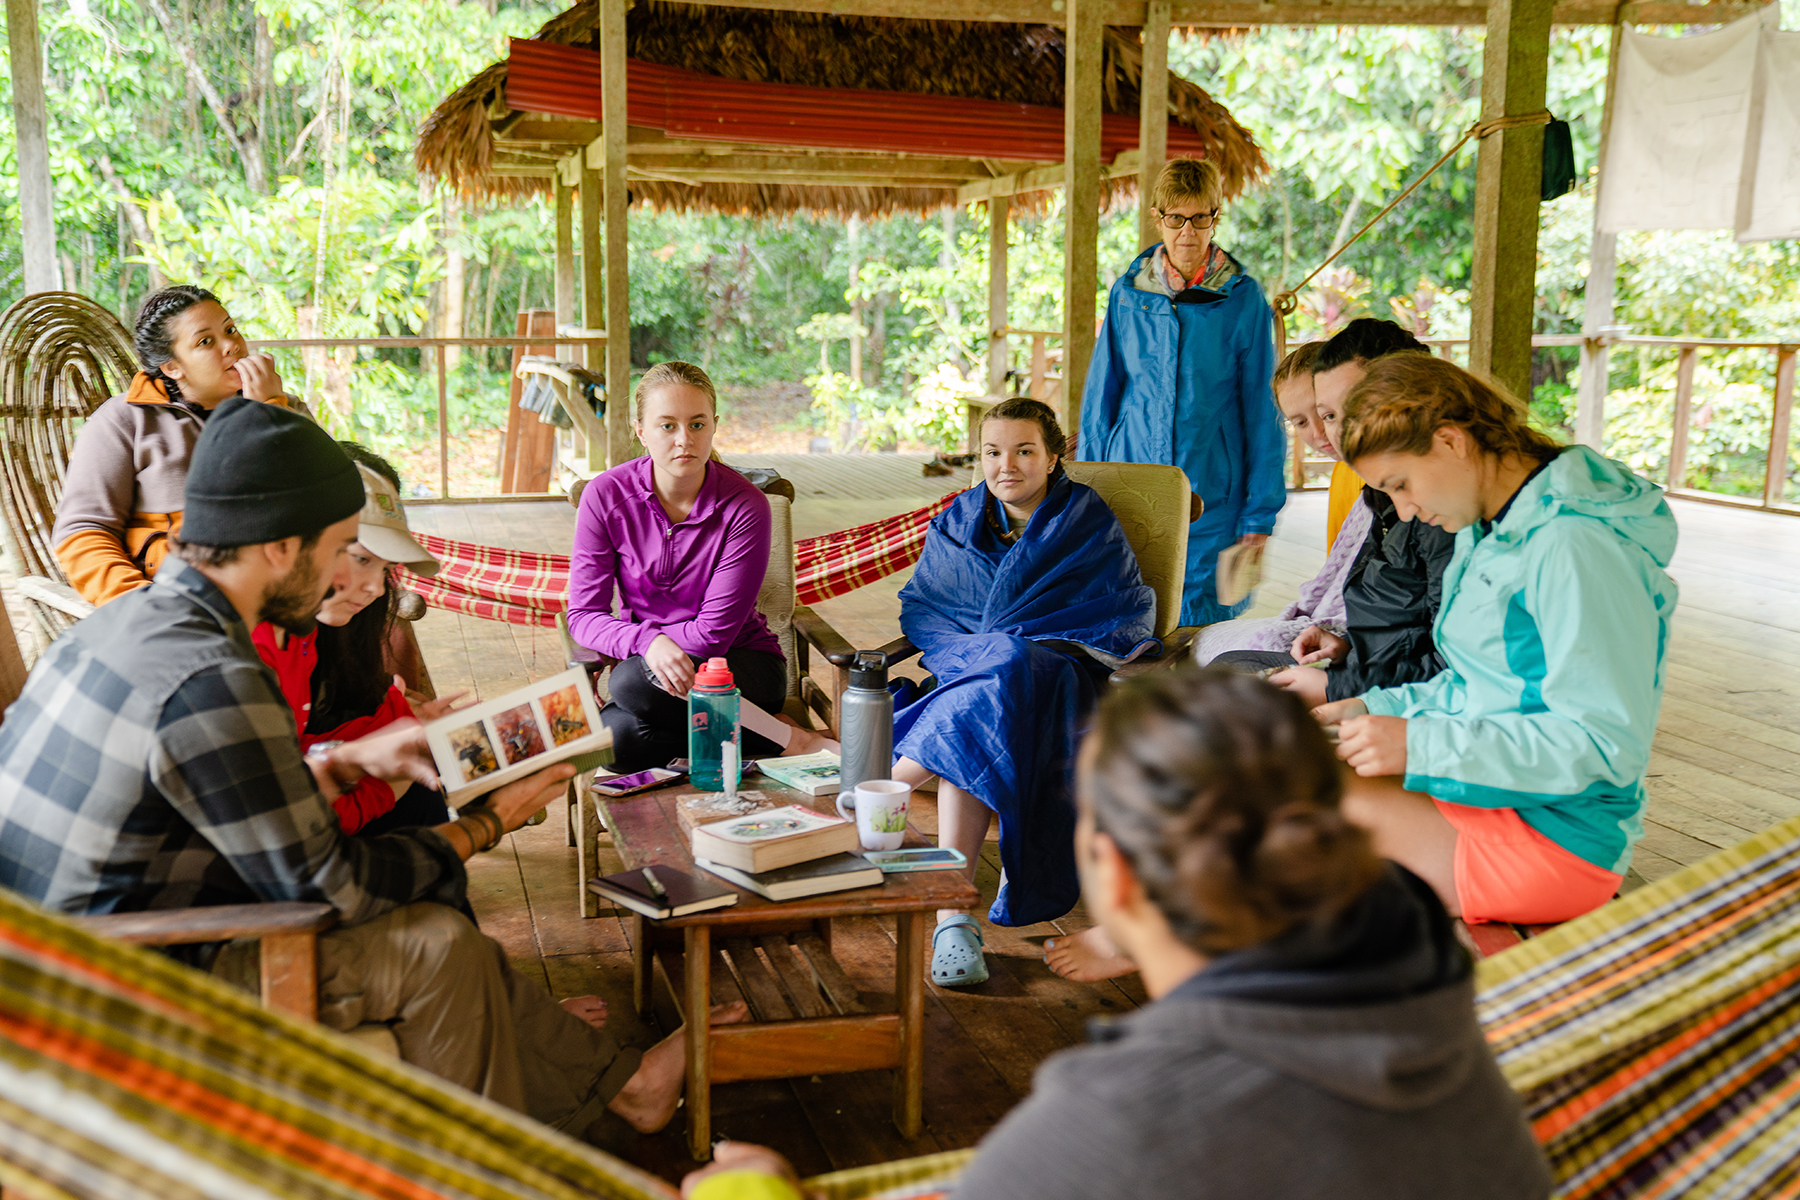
[988, 195, 1010, 395]
[1766, 347, 1797, 508]
[499, 119, 606, 144]
[600, 0, 633, 469]
[670, 0, 1767, 26]
[6, 0, 58, 293]
[1467, 0, 1551, 403]
[1138, 0, 1171, 252]
[580, 161, 604, 381]
[958, 149, 1140, 206]
[1063, 0, 1104, 438]
[1574, 20, 1624, 451]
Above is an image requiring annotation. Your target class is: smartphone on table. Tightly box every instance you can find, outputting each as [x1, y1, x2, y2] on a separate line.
[591, 767, 688, 798]
[861, 847, 969, 873]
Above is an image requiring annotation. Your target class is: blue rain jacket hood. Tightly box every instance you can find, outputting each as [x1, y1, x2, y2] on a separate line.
[1078, 243, 1286, 626]
[1362, 446, 1679, 874]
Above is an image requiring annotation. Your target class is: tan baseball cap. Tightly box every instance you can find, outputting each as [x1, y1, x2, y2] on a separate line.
[354, 463, 440, 577]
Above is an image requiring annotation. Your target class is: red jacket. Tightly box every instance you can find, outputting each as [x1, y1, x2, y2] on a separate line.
[251, 624, 412, 834]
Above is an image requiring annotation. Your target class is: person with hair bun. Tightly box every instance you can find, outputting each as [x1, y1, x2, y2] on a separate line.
[567, 361, 830, 770]
[681, 669, 1551, 1200]
[1316, 355, 1678, 928]
[52, 286, 300, 607]
[888, 398, 1157, 987]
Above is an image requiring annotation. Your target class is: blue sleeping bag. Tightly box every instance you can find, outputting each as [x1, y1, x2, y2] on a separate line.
[893, 473, 1158, 926]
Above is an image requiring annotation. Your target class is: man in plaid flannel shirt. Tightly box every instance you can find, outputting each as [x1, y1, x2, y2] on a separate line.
[0, 398, 703, 1137]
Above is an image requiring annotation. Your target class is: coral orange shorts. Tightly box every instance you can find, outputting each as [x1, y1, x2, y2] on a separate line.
[1434, 802, 1623, 925]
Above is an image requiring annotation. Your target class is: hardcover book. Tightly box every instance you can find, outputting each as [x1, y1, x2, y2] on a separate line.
[695, 853, 884, 902]
[587, 864, 738, 920]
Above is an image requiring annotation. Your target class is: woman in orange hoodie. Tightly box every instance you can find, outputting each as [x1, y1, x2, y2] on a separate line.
[52, 285, 297, 606]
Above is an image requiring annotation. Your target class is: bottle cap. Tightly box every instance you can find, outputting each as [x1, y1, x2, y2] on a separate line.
[695, 657, 734, 687]
[849, 650, 888, 689]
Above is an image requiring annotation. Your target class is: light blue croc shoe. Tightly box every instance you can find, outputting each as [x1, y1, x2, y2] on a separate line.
[931, 913, 989, 987]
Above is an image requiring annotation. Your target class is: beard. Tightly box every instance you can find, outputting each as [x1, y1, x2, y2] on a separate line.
[258, 552, 327, 636]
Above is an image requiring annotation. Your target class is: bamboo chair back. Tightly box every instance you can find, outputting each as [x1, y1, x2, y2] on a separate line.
[0, 293, 136, 599]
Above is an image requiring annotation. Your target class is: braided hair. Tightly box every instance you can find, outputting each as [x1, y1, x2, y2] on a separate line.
[1083, 668, 1384, 956]
[133, 285, 220, 402]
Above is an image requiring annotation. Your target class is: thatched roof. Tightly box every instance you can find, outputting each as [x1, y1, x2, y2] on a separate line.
[415, 1, 1266, 218]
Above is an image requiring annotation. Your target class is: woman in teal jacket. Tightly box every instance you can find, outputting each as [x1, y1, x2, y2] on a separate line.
[1078, 159, 1286, 626]
[1316, 354, 1678, 926]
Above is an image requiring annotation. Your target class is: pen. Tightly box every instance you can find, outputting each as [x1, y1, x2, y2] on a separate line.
[641, 867, 669, 900]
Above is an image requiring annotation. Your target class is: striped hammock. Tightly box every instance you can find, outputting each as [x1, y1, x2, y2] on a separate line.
[396, 492, 962, 629]
[1476, 812, 1800, 1200]
[5, 815, 1797, 1200]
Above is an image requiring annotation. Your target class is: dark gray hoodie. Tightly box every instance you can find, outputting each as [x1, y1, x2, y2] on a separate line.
[952, 868, 1552, 1200]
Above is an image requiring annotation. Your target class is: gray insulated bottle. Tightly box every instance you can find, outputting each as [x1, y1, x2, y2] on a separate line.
[838, 651, 894, 794]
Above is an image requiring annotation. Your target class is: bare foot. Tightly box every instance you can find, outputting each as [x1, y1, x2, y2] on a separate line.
[559, 995, 609, 1030]
[605, 1002, 751, 1134]
[1045, 926, 1138, 982]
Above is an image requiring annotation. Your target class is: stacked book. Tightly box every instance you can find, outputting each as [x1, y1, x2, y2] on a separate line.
[687, 791, 881, 901]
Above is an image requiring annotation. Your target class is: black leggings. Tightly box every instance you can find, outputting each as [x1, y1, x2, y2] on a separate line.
[602, 647, 789, 772]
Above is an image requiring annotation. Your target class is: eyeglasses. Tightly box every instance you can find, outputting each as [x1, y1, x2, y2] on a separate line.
[1158, 210, 1220, 231]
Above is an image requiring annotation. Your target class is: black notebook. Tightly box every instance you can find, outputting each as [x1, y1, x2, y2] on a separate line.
[588, 864, 738, 919]
[695, 852, 884, 902]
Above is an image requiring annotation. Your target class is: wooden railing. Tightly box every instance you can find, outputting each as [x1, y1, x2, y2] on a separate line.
[1292, 334, 1799, 511]
[249, 334, 604, 502]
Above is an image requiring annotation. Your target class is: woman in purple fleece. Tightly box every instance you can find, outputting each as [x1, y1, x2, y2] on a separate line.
[567, 361, 791, 771]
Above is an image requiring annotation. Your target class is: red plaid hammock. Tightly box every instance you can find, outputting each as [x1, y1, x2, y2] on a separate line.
[396, 491, 964, 627]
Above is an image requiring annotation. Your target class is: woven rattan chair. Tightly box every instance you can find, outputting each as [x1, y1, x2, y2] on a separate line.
[0, 292, 135, 641]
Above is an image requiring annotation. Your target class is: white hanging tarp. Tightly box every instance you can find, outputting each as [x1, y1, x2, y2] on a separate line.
[1734, 23, 1800, 242]
[1597, 10, 1768, 234]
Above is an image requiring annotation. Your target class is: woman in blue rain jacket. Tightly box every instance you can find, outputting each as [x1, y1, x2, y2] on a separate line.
[1079, 160, 1285, 627]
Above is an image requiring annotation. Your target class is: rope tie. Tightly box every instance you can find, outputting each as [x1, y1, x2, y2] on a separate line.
[1270, 109, 1553, 325]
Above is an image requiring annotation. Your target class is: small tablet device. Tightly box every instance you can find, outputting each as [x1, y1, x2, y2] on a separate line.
[591, 767, 688, 798]
[862, 847, 969, 873]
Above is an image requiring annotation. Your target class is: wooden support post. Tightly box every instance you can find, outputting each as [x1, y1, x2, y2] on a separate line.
[7, 0, 57, 293]
[987, 197, 1010, 395]
[599, 0, 632, 469]
[1137, 0, 1171, 252]
[1765, 346, 1798, 508]
[893, 911, 927, 1139]
[555, 172, 577, 343]
[1575, 22, 1625, 450]
[1061, 0, 1105, 437]
[685, 924, 714, 1159]
[580, 164, 604, 378]
[1467, 0, 1552, 403]
[1668, 345, 1697, 491]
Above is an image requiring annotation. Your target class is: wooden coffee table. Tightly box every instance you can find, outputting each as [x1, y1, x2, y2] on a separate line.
[596, 781, 978, 1158]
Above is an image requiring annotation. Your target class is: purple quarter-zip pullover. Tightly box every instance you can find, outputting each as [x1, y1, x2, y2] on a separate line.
[567, 456, 783, 662]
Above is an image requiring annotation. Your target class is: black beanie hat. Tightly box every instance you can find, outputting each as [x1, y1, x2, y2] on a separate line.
[181, 397, 364, 547]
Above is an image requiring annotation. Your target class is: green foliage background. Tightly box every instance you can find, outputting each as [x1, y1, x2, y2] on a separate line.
[2, 2, 1797, 484]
